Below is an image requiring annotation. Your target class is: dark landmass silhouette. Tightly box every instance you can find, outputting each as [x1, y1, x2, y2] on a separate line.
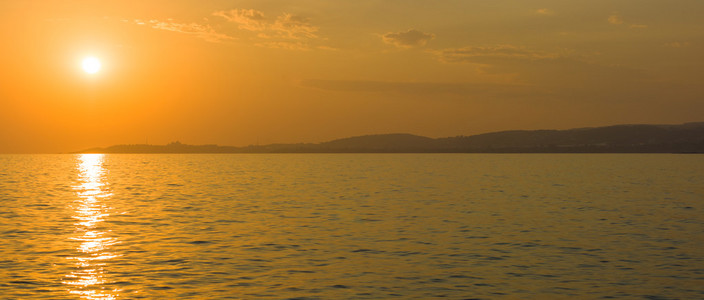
[76, 122, 704, 153]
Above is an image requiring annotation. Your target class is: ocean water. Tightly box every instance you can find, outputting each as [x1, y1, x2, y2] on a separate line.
[0, 154, 702, 299]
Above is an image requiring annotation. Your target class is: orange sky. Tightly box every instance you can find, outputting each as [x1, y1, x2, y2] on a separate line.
[1, 0, 703, 153]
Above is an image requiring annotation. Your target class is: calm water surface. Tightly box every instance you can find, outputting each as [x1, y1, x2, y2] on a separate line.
[0, 154, 702, 299]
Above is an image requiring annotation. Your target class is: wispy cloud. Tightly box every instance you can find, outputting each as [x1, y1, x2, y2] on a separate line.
[213, 9, 267, 31]
[135, 19, 235, 43]
[434, 45, 561, 64]
[255, 41, 309, 51]
[608, 14, 647, 29]
[300, 79, 536, 97]
[269, 13, 319, 39]
[608, 15, 624, 25]
[535, 8, 555, 16]
[134, 8, 325, 50]
[432, 43, 654, 102]
[382, 29, 435, 48]
[664, 41, 690, 48]
[213, 8, 320, 49]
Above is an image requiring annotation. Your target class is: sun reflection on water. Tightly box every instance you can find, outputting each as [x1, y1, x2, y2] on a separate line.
[63, 154, 121, 299]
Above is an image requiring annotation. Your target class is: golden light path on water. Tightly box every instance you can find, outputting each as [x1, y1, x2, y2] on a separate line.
[63, 154, 121, 299]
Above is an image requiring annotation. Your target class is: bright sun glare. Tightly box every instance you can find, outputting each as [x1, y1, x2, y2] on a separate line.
[82, 57, 101, 74]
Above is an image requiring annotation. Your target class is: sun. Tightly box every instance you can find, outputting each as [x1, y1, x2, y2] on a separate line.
[82, 57, 101, 74]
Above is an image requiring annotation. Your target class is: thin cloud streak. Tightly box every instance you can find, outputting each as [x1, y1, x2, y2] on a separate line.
[535, 8, 555, 16]
[382, 29, 435, 48]
[608, 14, 648, 29]
[608, 15, 624, 25]
[212, 9, 267, 31]
[434, 45, 562, 64]
[255, 41, 310, 51]
[300, 79, 539, 97]
[213, 8, 320, 49]
[429, 43, 665, 103]
[135, 8, 323, 49]
[136, 19, 235, 43]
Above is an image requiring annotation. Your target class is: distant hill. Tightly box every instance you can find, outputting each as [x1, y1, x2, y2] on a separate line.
[76, 122, 704, 153]
[435, 122, 704, 153]
[319, 133, 436, 152]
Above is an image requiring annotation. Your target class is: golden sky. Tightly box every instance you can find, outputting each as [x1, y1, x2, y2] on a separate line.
[1, 0, 703, 153]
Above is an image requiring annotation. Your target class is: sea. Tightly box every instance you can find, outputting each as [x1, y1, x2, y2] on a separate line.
[0, 154, 702, 299]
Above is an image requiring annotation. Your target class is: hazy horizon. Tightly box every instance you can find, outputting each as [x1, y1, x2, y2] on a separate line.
[2, 1, 703, 153]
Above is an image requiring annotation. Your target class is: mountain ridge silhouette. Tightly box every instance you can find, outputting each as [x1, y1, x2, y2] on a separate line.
[76, 122, 704, 153]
